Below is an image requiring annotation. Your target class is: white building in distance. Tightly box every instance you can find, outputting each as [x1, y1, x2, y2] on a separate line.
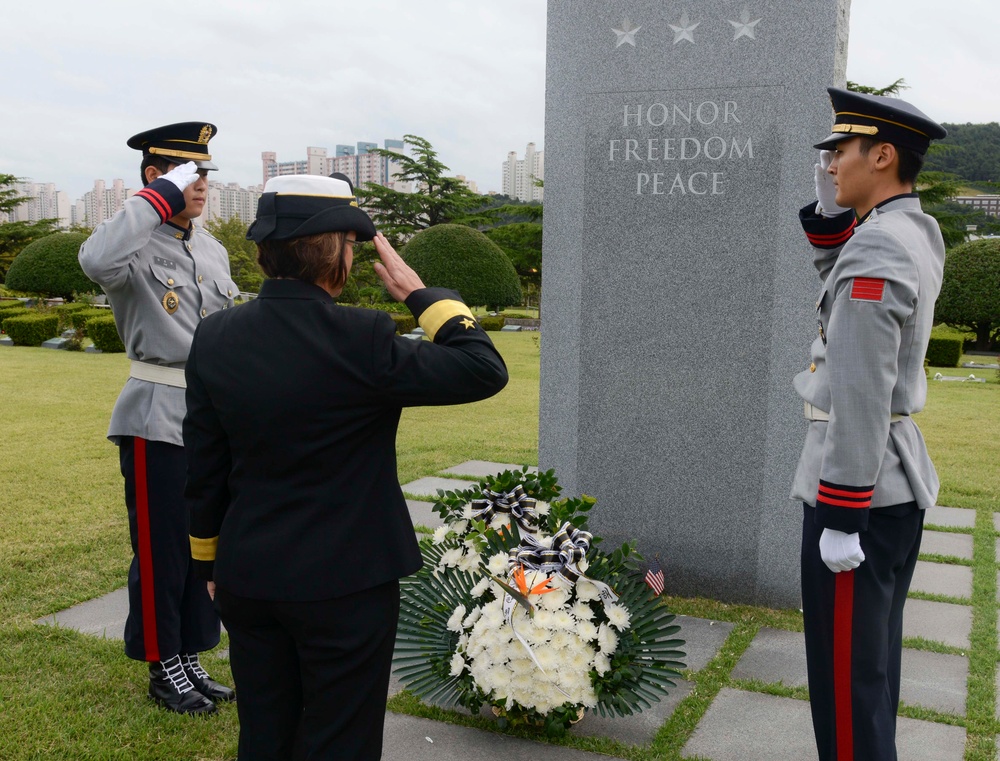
[2, 180, 72, 228]
[501, 143, 544, 202]
[262, 140, 414, 193]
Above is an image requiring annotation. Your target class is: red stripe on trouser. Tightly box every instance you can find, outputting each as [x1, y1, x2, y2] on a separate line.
[834, 570, 855, 760]
[133, 438, 160, 661]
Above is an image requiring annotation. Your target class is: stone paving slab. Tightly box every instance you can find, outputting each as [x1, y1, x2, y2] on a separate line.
[920, 530, 974, 560]
[568, 615, 731, 746]
[673, 615, 735, 673]
[391, 616, 729, 749]
[904, 598, 973, 649]
[731, 628, 968, 716]
[440, 460, 538, 478]
[381, 713, 610, 760]
[924, 506, 976, 530]
[681, 688, 966, 761]
[407, 499, 442, 530]
[36, 587, 128, 639]
[910, 560, 973, 599]
[401, 476, 480, 499]
[570, 679, 694, 746]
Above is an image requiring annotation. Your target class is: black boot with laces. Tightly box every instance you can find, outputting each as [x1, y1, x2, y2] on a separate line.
[182, 652, 236, 703]
[148, 654, 217, 714]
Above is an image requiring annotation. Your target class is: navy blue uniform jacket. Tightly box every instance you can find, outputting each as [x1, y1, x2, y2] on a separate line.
[183, 279, 508, 601]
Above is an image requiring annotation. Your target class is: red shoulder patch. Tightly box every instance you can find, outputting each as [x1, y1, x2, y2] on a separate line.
[849, 277, 885, 302]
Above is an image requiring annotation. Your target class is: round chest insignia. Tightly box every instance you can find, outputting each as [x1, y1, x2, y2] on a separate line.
[162, 291, 179, 314]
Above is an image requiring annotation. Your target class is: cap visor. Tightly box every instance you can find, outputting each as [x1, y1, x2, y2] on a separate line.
[192, 159, 218, 171]
[813, 133, 848, 150]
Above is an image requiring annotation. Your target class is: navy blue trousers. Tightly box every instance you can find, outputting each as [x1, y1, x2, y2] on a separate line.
[216, 580, 399, 761]
[801, 502, 923, 761]
[119, 437, 220, 662]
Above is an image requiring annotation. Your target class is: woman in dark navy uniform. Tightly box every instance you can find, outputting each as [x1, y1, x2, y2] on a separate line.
[183, 174, 508, 759]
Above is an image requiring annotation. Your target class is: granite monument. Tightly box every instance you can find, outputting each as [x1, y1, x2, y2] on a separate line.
[540, 0, 852, 607]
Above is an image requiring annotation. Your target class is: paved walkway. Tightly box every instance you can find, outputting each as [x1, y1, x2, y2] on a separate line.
[38, 460, 980, 760]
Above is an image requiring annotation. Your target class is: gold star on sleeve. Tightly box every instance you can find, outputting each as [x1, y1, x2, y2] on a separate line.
[460, 317, 477, 330]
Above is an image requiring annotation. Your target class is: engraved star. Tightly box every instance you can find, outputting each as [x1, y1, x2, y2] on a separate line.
[729, 7, 762, 41]
[460, 317, 476, 330]
[611, 17, 641, 48]
[668, 11, 699, 44]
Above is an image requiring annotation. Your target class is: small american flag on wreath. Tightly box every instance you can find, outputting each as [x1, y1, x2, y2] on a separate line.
[642, 556, 665, 596]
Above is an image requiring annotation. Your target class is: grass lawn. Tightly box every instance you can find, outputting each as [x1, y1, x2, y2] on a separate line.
[0, 337, 997, 760]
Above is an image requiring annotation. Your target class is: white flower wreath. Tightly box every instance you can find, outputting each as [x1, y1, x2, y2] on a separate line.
[394, 467, 686, 736]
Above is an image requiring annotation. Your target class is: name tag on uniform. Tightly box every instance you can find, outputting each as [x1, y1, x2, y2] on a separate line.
[153, 256, 177, 270]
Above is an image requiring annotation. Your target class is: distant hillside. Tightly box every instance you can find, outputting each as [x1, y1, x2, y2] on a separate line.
[923, 123, 1000, 183]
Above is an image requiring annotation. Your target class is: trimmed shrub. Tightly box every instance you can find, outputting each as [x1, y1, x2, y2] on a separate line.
[1, 308, 31, 333]
[390, 314, 417, 335]
[935, 237, 1000, 351]
[85, 315, 126, 353]
[361, 301, 408, 314]
[85, 315, 124, 353]
[925, 336, 962, 368]
[48, 302, 99, 331]
[68, 308, 111, 334]
[4, 232, 98, 300]
[0, 299, 31, 314]
[478, 316, 506, 331]
[402, 225, 522, 309]
[4, 313, 58, 346]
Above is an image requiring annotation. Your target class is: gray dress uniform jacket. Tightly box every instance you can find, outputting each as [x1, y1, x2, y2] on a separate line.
[791, 195, 944, 533]
[79, 177, 238, 447]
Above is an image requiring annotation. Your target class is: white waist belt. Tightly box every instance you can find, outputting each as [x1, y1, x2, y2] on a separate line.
[804, 401, 905, 423]
[130, 360, 186, 389]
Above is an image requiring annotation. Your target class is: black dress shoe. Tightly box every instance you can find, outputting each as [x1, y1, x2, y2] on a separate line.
[149, 656, 217, 715]
[182, 653, 236, 703]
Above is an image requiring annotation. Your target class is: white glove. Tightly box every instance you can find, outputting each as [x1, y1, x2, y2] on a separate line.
[814, 150, 850, 218]
[160, 161, 200, 192]
[819, 528, 865, 573]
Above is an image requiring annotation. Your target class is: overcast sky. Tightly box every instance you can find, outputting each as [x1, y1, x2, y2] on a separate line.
[2, 1, 997, 202]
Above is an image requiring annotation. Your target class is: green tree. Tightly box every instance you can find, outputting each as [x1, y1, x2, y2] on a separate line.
[403, 224, 522, 310]
[846, 78, 908, 96]
[204, 216, 264, 293]
[483, 222, 542, 307]
[356, 135, 491, 245]
[0, 174, 59, 282]
[1, 173, 28, 215]
[923, 123, 1000, 183]
[5, 232, 97, 300]
[935, 237, 1000, 350]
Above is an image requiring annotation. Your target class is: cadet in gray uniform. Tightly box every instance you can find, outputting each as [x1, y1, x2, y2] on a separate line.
[793, 89, 947, 761]
[79, 122, 237, 715]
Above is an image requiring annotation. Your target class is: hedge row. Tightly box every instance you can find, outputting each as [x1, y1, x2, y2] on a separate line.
[3, 314, 59, 347]
[69, 308, 112, 334]
[478, 316, 505, 331]
[925, 336, 962, 368]
[390, 314, 416, 335]
[1, 308, 32, 333]
[85, 315, 126, 353]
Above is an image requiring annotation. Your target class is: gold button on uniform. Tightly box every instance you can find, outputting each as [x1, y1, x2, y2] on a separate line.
[201, 308, 207, 317]
[198, 275, 203, 283]
[167, 278, 174, 286]
[227, 289, 233, 297]
[809, 362, 817, 373]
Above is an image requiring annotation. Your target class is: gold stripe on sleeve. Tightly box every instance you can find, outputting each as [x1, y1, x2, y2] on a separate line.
[190, 535, 219, 561]
[417, 299, 475, 342]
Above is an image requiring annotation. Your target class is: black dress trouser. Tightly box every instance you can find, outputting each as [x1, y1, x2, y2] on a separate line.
[801, 501, 924, 761]
[119, 436, 220, 662]
[216, 579, 400, 761]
